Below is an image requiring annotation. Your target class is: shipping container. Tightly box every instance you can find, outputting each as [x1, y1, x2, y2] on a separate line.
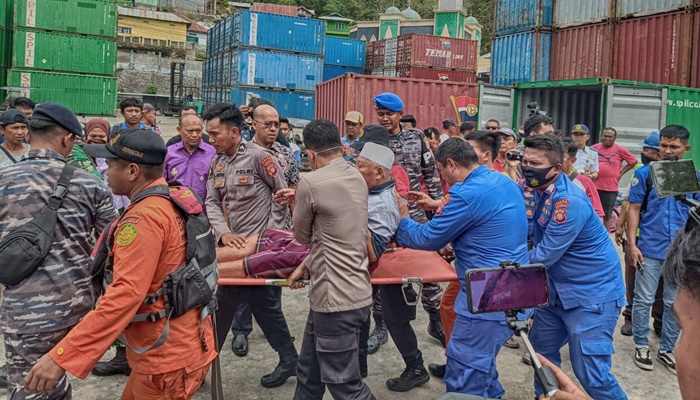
[13, 0, 117, 38]
[233, 11, 325, 56]
[11, 29, 116, 76]
[550, 23, 614, 80]
[614, 11, 693, 86]
[315, 73, 479, 132]
[383, 68, 396, 77]
[384, 38, 398, 68]
[248, 3, 298, 17]
[691, 8, 700, 88]
[667, 86, 700, 162]
[324, 37, 366, 68]
[0, 28, 10, 69]
[617, 0, 694, 18]
[226, 49, 322, 91]
[492, 30, 551, 86]
[6, 70, 117, 115]
[231, 86, 315, 120]
[553, 0, 614, 28]
[396, 34, 479, 70]
[494, 0, 554, 36]
[395, 66, 477, 83]
[323, 65, 363, 81]
[365, 41, 375, 71]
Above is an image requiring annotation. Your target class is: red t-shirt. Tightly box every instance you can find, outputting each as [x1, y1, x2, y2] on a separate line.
[591, 143, 637, 192]
[572, 173, 605, 217]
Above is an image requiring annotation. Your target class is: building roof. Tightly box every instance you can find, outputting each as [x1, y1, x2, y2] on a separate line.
[402, 7, 421, 19]
[117, 6, 190, 24]
[174, 12, 210, 33]
[465, 16, 479, 23]
[386, 6, 401, 13]
[297, 6, 315, 16]
[320, 13, 354, 22]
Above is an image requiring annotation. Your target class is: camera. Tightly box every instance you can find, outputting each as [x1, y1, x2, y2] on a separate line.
[506, 150, 524, 161]
[527, 102, 546, 117]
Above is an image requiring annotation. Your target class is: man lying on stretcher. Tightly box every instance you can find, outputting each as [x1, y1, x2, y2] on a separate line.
[217, 142, 409, 280]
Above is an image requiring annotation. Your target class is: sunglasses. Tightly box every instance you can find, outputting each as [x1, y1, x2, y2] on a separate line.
[255, 120, 280, 129]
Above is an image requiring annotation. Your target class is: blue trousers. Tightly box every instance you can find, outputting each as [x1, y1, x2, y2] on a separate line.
[530, 299, 627, 400]
[444, 315, 512, 398]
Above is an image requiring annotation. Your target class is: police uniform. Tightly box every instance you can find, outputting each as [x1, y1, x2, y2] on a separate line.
[522, 173, 627, 400]
[205, 138, 299, 383]
[398, 165, 530, 397]
[0, 104, 118, 399]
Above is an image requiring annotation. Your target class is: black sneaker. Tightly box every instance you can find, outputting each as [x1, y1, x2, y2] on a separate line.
[620, 320, 633, 336]
[386, 367, 430, 392]
[657, 351, 676, 375]
[367, 324, 388, 355]
[634, 347, 654, 371]
[428, 363, 445, 378]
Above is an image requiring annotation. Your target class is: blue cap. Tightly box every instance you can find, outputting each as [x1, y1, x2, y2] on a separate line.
[570, 124, 590, 135]
[373, 93, 404, 112]
[641, 130, 660, 150]
[31, 103, 84, 137]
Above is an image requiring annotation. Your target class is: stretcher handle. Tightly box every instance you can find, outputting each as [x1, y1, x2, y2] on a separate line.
[265, 279, 311, 287]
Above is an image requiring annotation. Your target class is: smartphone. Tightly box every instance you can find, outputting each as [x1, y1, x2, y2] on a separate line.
[649, 159, 700, 198]
[466, 264, 549, 314]
[637, 260, 645, 276]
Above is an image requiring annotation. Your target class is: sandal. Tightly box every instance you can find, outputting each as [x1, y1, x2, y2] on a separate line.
[503, 337, 520, 349]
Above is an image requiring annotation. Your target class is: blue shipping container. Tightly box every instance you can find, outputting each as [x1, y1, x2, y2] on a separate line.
[323, 65, 363, 82]
[491, 30, 551, 86]
[233, 11, 325, 55]
[494, 0, 554, 36]
[229, 49, 323, 91]
[324, 37, 366, 68]
[230, 86, 315, 120]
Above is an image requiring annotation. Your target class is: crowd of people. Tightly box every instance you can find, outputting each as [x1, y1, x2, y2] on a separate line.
[0, 92, 698, 400]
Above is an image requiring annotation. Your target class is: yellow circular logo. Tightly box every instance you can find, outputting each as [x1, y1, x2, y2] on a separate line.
[116, 224, 138, 247]
[466, 104, 478, 117]
[531, 179, 539, 186]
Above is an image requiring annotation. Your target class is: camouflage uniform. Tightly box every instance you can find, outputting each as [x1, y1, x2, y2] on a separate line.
[0, 149, 118, 399]
[66, 143, 102, 179]
[388, 126, 444, 313]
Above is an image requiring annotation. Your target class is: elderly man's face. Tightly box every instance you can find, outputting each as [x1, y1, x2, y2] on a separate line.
[356, 156, 384, 190]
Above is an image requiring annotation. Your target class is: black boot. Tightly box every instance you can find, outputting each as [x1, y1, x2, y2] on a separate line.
[386, 366, 430, 392]
[92, 346, 131, 376]
[367, 320, 388, 355]
[0, 364, 7, 388]
[427, 311, 446, 347]
[261, 342, 298, 388]
[428, 363, 445, 378]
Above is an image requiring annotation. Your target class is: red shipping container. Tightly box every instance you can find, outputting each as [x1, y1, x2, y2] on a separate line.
[691, 9, 699, 88]
[315, 73, 479, 132]
[249, 3, 298, 16]
[396, 66, 477, 83]
[550, 23, 614, 80]
[396, 34, 478, 71]
[365, 41, 375, 71]
[614, 10, 694, 86]
[374, 40, 386, 70]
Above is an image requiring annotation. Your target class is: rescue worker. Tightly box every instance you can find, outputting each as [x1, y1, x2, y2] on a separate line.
[203, 103, 299, 388]
[373, 92, 446, 352]
[25, 128, 217, 399]
[286, 119, 375, 400]
[520, 135, 627, 400]
[397, 138, 530, 398]
[0, 103, 118, 398]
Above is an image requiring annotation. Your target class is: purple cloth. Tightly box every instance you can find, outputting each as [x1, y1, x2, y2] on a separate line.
[163, 140, 217, 203]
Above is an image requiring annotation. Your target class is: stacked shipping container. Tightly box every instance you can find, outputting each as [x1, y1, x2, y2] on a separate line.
[323, 37, 365, 81]
[203, 11, 324, 119]
[365, 34, 478, 82]
[0, 0, 118, 115]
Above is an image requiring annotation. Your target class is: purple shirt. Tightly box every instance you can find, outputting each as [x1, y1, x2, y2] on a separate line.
[164, 140, 217, 202]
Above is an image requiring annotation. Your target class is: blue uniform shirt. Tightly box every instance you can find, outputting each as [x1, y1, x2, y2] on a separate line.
[628, 165, 700, 260]
[522, 173, 626, 310]
[397, 165, 530, 321]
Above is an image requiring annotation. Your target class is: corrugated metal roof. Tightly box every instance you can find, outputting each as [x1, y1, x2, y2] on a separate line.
[249, 2, 297, 16]
[117, 6, 189, 24]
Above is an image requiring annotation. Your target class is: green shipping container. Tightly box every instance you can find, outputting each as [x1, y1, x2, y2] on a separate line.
[12, 29, 116, 76]
[667, 87, 700, 164]
[0, 28, 10, 69]
[6, 70, 116, 115]
[13, 0, 117, 38]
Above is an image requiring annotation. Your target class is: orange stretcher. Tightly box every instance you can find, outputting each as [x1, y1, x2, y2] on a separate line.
[217, 247, 458, 288]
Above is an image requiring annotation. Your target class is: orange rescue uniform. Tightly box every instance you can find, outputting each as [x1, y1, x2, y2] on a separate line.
[49, 179, 217, 399]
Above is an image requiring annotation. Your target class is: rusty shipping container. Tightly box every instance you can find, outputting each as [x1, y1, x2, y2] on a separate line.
[613, 10, 693, 86]
[692, 8, 700, 88]
[316, 73, 479, 132]
[248, 3, 298, 16]
[550, 23, 614, 80]
[395, 66, 476, 83]
[396, 34, 479, 70]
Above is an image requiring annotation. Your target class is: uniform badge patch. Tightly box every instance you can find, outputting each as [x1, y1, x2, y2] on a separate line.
[435, 194, 451, 216]
[631, 177, 639, 186]
[120, 216, 141, 225]
[238, 176, 251, 185]
[116, 224, 137, 247]
[553, 208, 567, 224]
[215, 164, 224, 172]
[215, 178, 223, 187]
[526, 209, 533, 217]
[261, 155, 278, 177]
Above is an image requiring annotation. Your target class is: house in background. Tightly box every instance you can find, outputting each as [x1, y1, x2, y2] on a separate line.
[159, 0, 207, 12]
[175, 13, 209, 47]
[117, 6, 190, 49]
[320, 13, 353, 38]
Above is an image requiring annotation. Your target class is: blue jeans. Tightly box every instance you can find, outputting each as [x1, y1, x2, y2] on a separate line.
[444, 315, 512, 398]
[530, 299, 627, 400]
[632, 257, 680, 352]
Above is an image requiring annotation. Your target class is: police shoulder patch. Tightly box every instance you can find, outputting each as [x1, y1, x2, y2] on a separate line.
[631, 177, 639, 187]
[435, 194, 451, 216]
[116, 223, 138, 247]
[261, 155, 278, 177]
[553, 208, 567, 224]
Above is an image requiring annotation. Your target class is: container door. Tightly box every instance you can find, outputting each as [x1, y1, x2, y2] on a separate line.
[478, 84, 515, 129]
[604, 84, 667, 156]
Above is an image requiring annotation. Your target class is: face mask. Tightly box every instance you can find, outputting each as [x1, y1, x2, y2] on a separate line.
[641, 154, 653, 165]
[522, 165, 556, 188]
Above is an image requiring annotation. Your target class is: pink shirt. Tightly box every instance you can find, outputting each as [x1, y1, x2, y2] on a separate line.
[572, 173, 605, 217]
[591, 143, 637, 192]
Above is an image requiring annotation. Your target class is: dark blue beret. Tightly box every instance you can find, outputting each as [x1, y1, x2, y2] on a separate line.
[32, 103, 84, 137]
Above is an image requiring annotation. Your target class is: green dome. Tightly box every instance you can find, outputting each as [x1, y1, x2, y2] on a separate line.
[465, 16, 479, 23]
[386, 6, 400, 13]
[402, 7, 421, 19]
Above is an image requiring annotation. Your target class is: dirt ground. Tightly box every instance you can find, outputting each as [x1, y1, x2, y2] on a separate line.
[2, 116, 682, 399]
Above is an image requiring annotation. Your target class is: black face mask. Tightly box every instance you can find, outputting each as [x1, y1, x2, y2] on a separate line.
[522, 165, 557, 188]
[641, 154, 653, 165]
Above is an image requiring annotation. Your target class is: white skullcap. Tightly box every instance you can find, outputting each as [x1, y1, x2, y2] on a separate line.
[359, 142, 395, 170]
